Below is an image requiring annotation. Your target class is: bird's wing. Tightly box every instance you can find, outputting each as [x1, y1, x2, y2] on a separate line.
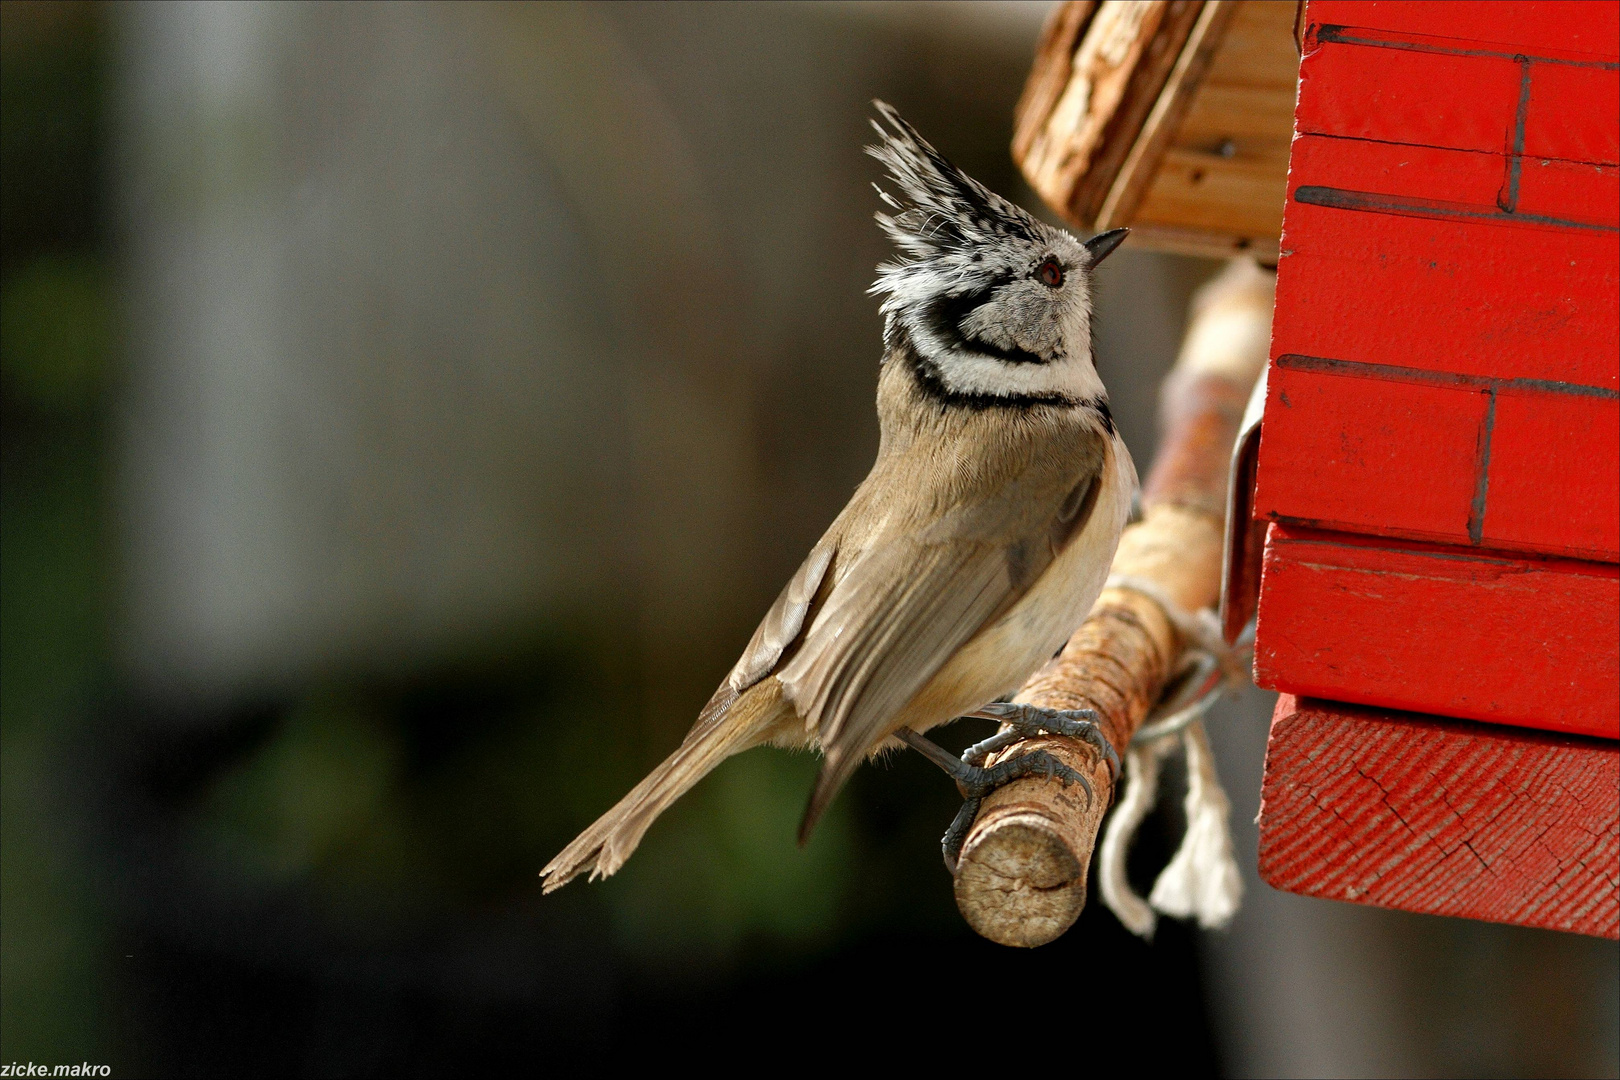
[782, 430, 1109, 830]
[727, 541, 837, 693]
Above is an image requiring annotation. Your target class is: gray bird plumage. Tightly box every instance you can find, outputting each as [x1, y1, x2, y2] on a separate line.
[541, 102, 1135, 893]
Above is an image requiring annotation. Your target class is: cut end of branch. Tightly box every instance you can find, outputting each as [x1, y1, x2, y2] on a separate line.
[954, 810, 1089, 948]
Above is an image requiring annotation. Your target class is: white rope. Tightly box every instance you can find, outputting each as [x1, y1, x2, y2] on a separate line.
[1147, 717, 1243, 929]
[1098, 731, 1176, 937]
[1104, 574, 1227, 656]
[1096, 574, 1248, 938]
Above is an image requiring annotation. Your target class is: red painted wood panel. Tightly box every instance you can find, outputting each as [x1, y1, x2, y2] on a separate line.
[1252, 4, 1620, 930]
[1266, 1, 1620, 567]
[1298, 25, 1620, 166]
[1307, 1, 1620, 61]
[1526, 62, 1620, 166]
[1485, 392, 1620, 558]
[1282, 130, 1620, 231]
[1253, 524, 1620, 738]
[1273, 135, 1620, 389]
[1255, 361, 1620, 561]
[1287, 133, 1510, 207]
[1297, 32, 1524, 157]
[1516, 157, 1620, 229]
[1256, 363, 1485, 543]
[1257, 694, 1619, 939]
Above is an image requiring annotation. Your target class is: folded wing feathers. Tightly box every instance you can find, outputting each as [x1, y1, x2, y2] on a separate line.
[729, 541, 835, 692]
[784, 539, 1015, 837]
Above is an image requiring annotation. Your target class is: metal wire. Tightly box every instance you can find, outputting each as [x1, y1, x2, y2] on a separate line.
[1132, 620, 1254, 746]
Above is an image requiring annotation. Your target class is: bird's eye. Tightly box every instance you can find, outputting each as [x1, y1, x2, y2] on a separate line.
[1036, 258, 1064, 288]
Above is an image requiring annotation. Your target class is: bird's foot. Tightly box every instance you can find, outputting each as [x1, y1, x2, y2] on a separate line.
[893, 725, 1095, 874]
[962, 701, 1121, 782]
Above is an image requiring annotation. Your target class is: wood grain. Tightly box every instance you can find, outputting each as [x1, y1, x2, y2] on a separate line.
[1095, 1, 1239, 232]
[1013, 0, 1301, 259]
[956, 503, 1222, 946]
[954, 555, 1183, 947]
[1258, 694, 1619, 939]
[1253, 523, 1620, 739]
[1013, 2, 1099, 166]
[1130, 0, 1299, 257]
[1018, 1, 1209, 228]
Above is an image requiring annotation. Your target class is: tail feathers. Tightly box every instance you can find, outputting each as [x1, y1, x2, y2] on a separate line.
[541, 680, 782, 893]
[797, 744, 862, 846]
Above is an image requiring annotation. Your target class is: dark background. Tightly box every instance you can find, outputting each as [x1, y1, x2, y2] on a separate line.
[3, 3, 1615, 1077]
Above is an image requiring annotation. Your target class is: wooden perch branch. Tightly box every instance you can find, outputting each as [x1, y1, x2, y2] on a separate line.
[953, 259, 1274, 947]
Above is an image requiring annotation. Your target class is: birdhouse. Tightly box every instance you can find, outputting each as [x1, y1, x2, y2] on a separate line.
[1017, 0, 1619, 938]
[1252, 0, 1618, 939]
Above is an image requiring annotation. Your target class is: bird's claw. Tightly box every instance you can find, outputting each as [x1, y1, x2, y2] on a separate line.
[894, 722, 1100, 873]
[964, 701, 1121, 782]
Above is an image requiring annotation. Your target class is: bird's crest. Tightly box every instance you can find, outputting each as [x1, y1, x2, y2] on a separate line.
[866, 100, 1047, 312]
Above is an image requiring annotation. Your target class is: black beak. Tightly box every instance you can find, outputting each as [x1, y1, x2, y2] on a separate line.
[1083, 227, 1129, 265]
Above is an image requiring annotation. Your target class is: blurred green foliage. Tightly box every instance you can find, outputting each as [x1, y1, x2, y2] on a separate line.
[0, 448, 108, 1061]
[0, 3, 103, 269]
[1, 254, 111, 412]
[202, 690, 411, 890]
[1, 7, 859, 1056]
[606, 750, 852, 966]
[194, 669, 856, 958]
[1, 2, 113, 1062]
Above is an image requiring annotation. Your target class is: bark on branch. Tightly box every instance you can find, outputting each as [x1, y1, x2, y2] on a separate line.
[952, 259, 1273, 947]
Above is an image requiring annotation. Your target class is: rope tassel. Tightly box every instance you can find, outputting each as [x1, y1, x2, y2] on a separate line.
[1096, 575, 1246, 939]
[1148, 718, 1242, 928]
[1099, 719, 1241, 938]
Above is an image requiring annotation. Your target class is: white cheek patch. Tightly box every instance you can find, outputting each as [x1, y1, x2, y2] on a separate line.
[934, 348, 1107, 401]
[906, 312, 1105, 402]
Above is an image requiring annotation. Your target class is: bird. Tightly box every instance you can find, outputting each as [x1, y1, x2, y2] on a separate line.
[541, 101, 1136, 892]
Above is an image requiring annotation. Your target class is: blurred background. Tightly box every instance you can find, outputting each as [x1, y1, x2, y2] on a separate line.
[2, 2, 1615, 1076]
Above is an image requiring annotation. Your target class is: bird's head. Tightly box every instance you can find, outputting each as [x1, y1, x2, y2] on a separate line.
[867, 101, 1127, 406]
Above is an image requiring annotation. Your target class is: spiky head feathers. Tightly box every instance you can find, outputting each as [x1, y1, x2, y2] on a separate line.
[868, 102, 1051, 281]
